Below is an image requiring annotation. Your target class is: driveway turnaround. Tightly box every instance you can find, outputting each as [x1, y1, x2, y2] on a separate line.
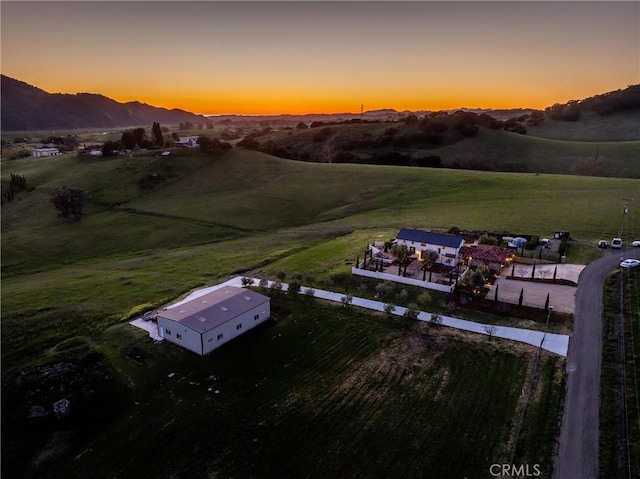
[138, 276, 568, 356]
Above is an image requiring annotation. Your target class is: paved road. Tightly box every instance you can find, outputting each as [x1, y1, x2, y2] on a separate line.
[554, 247, 640, 479]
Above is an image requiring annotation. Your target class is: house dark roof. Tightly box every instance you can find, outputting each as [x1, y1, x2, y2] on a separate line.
[396, 228, 464, 248]
[159, 286, 270, 333]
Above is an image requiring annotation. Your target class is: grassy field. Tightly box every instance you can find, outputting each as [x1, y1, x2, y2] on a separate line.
[526, 111, 640, 142]
[263, 115, 640, 177]
[431, 129, 640, 177]
[3, 147, 635, 478]
[2, 295, 561, 479]
[600, 269, 640, 478]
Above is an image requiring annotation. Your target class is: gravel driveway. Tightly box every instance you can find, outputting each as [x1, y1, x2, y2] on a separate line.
[489, 264, 585, 314]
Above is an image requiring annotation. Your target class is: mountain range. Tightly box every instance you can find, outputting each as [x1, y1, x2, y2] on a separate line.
[2, 74, 639, 132]
[0, 75, 208, 131]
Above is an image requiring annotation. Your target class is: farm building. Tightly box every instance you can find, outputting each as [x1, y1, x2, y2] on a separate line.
[156, 286, 271, 356]
[174, 136, 200, 147]
[32, 147, 61, 157]
[396, 228, 465, 266]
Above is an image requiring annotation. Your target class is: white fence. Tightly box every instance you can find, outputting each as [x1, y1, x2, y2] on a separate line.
[351, 267, 456, 293]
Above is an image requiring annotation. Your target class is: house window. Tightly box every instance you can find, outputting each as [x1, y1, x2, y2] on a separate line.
[217, 333, 223, 340]
[236, 323, 242, 330]
[254, 314, 259, 320]
[208, 338, 213, 343]
[176, 333, 182, 340]
[166, 329, 172, 336]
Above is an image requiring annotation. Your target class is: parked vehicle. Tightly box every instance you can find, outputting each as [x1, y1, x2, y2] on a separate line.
[507, 237, 527, 249]
[598, 240, 608, 248]
[633, 240, 640, 247]
[620, 259, 640, 268]
[611, 238, 623, 249]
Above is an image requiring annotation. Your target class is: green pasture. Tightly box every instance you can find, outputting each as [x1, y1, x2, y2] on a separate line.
[526, 111, 640, 142]
[431, 129, 640, 177]
[2, 146, 628, 478]
[4, 150, 637, 268]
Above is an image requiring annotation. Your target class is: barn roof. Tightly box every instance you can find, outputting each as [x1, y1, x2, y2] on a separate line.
[396, 228, 464, 248]
[159, 286, 270, 333]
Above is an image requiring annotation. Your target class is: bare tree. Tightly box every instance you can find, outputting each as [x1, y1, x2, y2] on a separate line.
[428, 314, 443, 327]
[483, 324, 498, 338]
[340, 294, 353, 307]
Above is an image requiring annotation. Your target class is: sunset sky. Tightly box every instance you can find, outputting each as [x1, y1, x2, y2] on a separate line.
[1, 1, 639, 115]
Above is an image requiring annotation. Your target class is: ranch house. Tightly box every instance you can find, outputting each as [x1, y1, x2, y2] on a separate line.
[174, 136, 200, 148]
[156, 286, 271, 356]
[396, 228, 465, 266]
[32, 147, 61, 157]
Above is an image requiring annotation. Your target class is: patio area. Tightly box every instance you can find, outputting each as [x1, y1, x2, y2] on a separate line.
[356, 247, 465, 290]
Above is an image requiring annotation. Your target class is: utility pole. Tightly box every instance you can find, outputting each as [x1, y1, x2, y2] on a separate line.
[619, 198, 633, 239]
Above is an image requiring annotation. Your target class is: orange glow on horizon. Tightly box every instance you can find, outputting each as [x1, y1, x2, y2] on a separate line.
[2, 1, 637, 117]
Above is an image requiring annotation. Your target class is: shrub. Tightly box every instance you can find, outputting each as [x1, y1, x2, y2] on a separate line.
[479, 234, 498, 245]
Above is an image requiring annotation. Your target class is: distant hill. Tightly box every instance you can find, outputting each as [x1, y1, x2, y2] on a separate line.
[0, 75, 207, 131]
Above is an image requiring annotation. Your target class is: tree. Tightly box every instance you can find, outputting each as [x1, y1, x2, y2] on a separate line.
[375, 281, 395, 300]
[518, 288, 524, 306]
[544, 293, 550, 312]
[403, 304, 420, 321]
[478, 234, 498, 245]
[121, 131, 137, 150]
[296, 122, 308, 130]
[390, 243, 411, 275]
[417, 291, 432, 308]
[423, 249, 439, 271]
[428, 314, 443, 327]
[483, 324, 498, 338]
[470, 270, 485, 294]
[288, 279, 302, 296]
[50, 187, 86, 222]
[152, 122, 164, 145]
[340, 294, 353, 307]
[133, 128, 146, 147]
[198, 136, 232, 156]
[102, 140, 123, 156]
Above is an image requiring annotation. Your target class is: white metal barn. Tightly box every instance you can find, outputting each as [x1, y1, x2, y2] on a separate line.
[156, 286, 271, 356]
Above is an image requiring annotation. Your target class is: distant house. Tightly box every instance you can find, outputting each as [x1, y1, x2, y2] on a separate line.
[395, 228, 465, 266]
[174, 136, 200, 148]
[156, 286, 271, 356]
[32, 147, 60, 157]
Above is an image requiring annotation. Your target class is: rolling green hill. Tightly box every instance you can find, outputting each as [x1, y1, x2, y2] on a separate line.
[2, 148, 632, 478]
[255, 114, 640, 177]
